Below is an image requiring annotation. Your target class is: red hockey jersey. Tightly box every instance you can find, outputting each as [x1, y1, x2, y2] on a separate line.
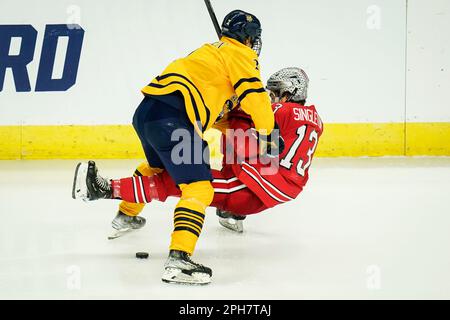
[222, 102, 323, 209]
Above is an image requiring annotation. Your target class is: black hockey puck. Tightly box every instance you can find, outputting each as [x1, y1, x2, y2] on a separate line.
[135, 252, 149, 259]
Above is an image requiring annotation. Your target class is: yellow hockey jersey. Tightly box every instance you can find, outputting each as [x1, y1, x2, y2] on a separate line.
[141, 36, 274, 137]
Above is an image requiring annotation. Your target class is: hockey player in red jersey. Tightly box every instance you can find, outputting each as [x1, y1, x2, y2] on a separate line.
[72, 67, 322, 242]
[214, 67, 323, 231]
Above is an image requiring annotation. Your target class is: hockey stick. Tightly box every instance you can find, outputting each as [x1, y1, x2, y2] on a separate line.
[204, 0, 221, 39]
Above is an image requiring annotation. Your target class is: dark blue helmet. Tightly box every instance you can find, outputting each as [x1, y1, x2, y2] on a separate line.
[221, 10, 262, 56]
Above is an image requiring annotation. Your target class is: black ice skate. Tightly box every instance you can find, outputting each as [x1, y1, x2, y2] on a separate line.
[108, 211, 147, 240]
[162, 250, 212, 285]
[216, 208, 246, 233]
[72, 161, 112, 201]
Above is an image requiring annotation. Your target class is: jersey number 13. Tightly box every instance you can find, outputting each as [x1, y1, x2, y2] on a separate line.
[279, 125, 318, 176]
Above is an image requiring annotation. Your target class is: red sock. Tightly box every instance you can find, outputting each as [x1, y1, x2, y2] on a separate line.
[111, 175, 161, 203]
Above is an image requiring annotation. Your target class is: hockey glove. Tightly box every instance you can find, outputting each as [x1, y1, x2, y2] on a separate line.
[258, 122, 285, 158]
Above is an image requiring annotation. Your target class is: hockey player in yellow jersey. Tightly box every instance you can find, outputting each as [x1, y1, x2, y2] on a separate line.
[112, 10, 276, 285]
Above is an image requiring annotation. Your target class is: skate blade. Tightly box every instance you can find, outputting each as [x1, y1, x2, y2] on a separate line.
[161, 268, 211, 285]
[218, 217, 244, 233]
[72, 162, 89, 201]
[108, 228, 132, 240]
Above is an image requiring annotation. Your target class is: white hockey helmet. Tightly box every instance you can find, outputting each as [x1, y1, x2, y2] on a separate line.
[266, 67, 309, 102]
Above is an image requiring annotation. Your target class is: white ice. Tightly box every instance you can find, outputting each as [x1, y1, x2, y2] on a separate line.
[0, 158, 449, 299]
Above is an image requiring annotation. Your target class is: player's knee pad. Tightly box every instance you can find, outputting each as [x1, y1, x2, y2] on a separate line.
[179, 181, 214, 209]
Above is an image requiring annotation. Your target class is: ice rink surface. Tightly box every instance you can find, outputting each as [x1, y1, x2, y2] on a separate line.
[0, 157, 449, 299]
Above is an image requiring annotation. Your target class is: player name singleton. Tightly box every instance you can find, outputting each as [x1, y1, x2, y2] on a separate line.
[293, 107, 323, 129]
[178, 304, 271, 317]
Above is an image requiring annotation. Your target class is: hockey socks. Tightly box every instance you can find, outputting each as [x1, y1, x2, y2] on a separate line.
[170, 181, 214, 255]
[111, 175, 163, 204]
[118, 162, 163, 216]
